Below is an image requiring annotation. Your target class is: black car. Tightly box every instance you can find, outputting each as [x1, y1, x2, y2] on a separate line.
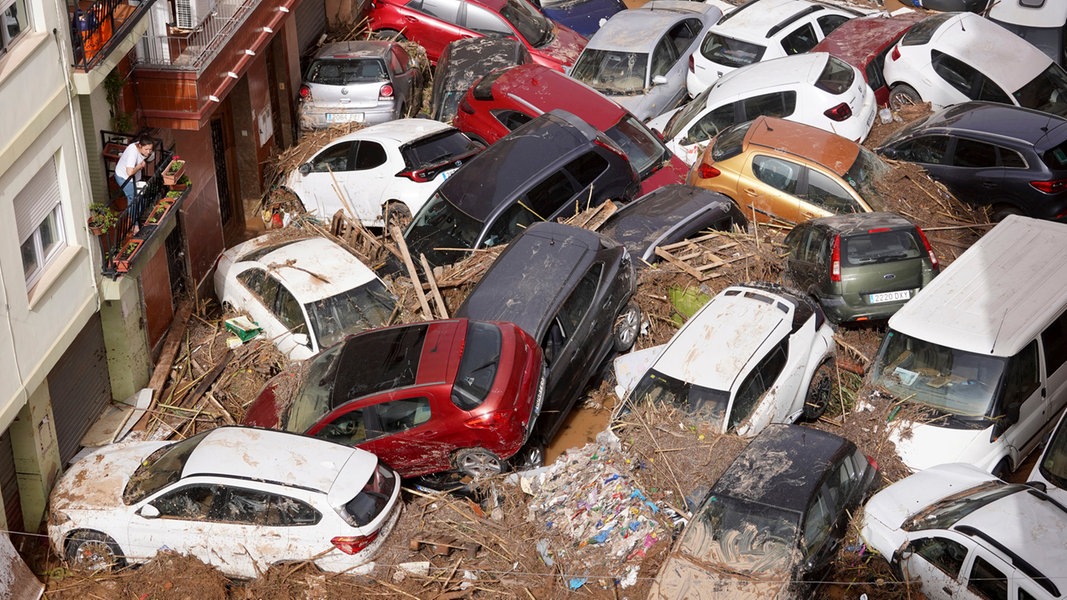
[649, 424, 879, 599]
[877, 101, 1067, 222]
[454, 222, 639, 465]
[430, 38, 532, 122]
[404, 109, 642, 267]
[598, 184, 747, 266]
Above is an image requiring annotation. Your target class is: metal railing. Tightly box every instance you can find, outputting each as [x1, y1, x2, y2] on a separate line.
[134, 0, 259, 71]
[70, 0, 158, 70]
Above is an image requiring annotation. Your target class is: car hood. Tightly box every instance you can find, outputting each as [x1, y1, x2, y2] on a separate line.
[889, 420, 995, 472]
[541, 0, 622, 38]
[50, 441, 169, 513]
[613, 344, 665, 399]
[649, 554, 790, 599]
[533, 23, 586, 69]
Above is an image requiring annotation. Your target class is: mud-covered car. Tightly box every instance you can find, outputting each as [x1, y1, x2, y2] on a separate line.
[48, 427, 402, 579]
[430, 37, 532, 123]
[650, 424, 878, 599]
[454, 222, 639, 466]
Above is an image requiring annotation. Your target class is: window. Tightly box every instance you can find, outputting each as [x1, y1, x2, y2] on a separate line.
[932, 50, 977, 97]
[317, 408, 371, 444]
[154, 484, 223, 519]
[953, 139, 998, 168]
[377, 397, 432, 433]
[891, 136, 949, 164]
[525, 169, 578, 216]
[651, 36, 677, 79]
[411, 0, 460, 24]
[816, 14, 850, 36]
[667, 19, 701, 55]
[781, 24, 817, 55]
[804, 169, 861, 213]
[492, 109, 533, 131]
[968, 556, 1008, 600]
[741, 92, 796, 120]
[559, 263, 602, 336]
[700, 33, 765, 68]
[998, 148, 1026, 168]
[564, 151, 608, 190]
[752, 155, 800, 194]
[1000, 340, 1040, 410]
[391, 46, 410, 72]
[274, 284, 308, 337]
[354, 141, 387, 170]
[1042, 311, 1067, 374]
[1, 0, 27, 55]
[311, 142, 354, 172]
[686, 104, 736, 144]
[465, 4, 509, 35]
[729, 340, 788, 430]
[237, 269, 276, 307]
[909, 536, 967, 577]
[815, 56, 855, 95]
[802, 494, 831, 550]
[17, 158, 65, 288]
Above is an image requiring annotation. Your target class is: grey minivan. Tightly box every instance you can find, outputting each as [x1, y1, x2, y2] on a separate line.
[783, 212, 939, 324]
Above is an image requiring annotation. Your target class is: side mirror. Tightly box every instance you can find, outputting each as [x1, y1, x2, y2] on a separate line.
[298, 163, 312, 176]
[140, 504, 160, 519]
[652, 75, 668, 86]
[1026, 481, 1048, 492]
[879, 147, 897, 160]
[292, 333, 311, 348]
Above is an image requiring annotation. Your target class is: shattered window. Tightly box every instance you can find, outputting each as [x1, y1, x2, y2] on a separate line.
[218, 487, 317, 526]
[153, 484, 223, 520]
[315, 407, 372, 445]
[309, 142, 354, 172]
[910, 537, 968, 579]
[377, 397, 432, 433]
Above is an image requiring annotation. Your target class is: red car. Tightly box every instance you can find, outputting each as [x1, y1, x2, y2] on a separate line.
[452, 63, 688, 194]
[243, 319, 545, 478]
[811, 12, 923, 107]
[365, 0, 586, 71]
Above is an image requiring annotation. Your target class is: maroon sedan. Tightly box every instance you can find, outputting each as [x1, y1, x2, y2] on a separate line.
[452, 63, 689, 195]
[812, 13, 923, 107]
[243, 319, 545, 478]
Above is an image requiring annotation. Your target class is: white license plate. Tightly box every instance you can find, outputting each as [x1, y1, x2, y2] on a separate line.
[869, 290, 911, 303]
[325, 112, 364, 123]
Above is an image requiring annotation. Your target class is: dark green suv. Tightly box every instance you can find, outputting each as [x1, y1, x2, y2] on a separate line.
[783, 212, 939, 324]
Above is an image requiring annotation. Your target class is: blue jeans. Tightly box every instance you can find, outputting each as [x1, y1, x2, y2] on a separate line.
[115, 174, 137, 202]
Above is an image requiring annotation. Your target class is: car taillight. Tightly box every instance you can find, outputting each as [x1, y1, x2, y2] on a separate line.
[866, 455, 879, 471]
[1030, 178, 1067, 194]
[593, 137, 628, 162]
[298, 84, 311, 102]
[379, 83, 394, 100]
[331, 531, 380, 555]
[830, 234, 841, 282]
[824, 102, 852, 122]
[465, 411, 511, 430]
[459, 97, 475, 115]
[697, 163, 720, 179]
[915, 226, 939, 271]
[688, 54, 695, 73]
[890, 45, 900, 61]
[397, 168, 433, 182]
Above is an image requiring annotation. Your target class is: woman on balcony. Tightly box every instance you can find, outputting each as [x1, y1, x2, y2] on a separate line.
[114, 135, 154, 202]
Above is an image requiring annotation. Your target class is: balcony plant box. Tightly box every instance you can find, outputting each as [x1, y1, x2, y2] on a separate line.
[144, 199, 175, 225]
[168, 174, 191, 191]
[162, 159, 186, 186]
[113, 239, 144, 273]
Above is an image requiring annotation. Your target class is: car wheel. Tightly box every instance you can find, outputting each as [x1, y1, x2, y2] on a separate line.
[65, 530, 126, 572]
[990, 204, 1022, 222]
[613, 302, 641, 352]
[384, 202, 412, 231]
[454, 448, 504, 478]
[992, 457, 1012, 480]
[510, 439, 545, 471]
[803, 360, 834, 421]
[888, 84, 921, 110]
[374, 29, 406, 42]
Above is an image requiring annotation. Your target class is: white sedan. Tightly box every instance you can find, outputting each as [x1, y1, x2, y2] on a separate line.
[648, 52, 876, 164]
[214, 234, 396, 361]
[284, 119, 483, 228]
[613, 283, 835, 436]
[48, 427, 403, 579]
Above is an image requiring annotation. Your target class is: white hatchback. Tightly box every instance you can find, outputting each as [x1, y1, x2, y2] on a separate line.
[685, 0, 861, 97]
[883, 11, 1067, 116]
[649, 51, 876, 165]
[613, 283, 836, 436]
[284, 119, 483, 228]
[214, 235, 396, 361]
[48, 427, 403, 579]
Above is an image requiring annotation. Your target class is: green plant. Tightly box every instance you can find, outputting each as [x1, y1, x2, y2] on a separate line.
[104, 70, 133, 132]
[166, 190, 182, 198]
[167, 158, 185, 173]
[120, 240, 141, 257]
[177, 174, 190, 185]
[88, 202, 119, 233]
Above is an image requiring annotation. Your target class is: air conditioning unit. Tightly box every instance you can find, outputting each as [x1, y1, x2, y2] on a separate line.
[175, 0, 216, 29]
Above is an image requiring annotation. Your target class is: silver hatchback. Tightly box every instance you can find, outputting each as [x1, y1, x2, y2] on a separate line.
[298, 40, 424, 131]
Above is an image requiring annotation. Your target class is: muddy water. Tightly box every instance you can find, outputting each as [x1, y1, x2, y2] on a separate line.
[544, 401, 614, 464]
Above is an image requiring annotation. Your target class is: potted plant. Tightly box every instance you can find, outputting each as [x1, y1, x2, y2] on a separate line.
[113, 239, 144, 273]
[162, 156, 186, 185]
[145, 199, 175, 225]
[88, 202, 119, 235]
[168, 174, 191, 191]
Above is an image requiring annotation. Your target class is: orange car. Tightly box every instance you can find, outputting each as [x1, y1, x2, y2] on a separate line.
[687, 116, 888, 225]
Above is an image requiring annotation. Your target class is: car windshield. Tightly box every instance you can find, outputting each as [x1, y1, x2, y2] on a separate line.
[307, 58, 387, 85]
[903, 480, 1022, 532]
[405, 191, 484, 265]
[500, 0, 552, 47]
[1012, 63, 1067, 118]
[699, 32, 765, 69]
[123, 431, 210, 504]
[1039, 413, 1067, 489]
[452, 321, 503, 410]
[571, 50, 649, 94]
[628, 369, 730, 429]
[678, 493, 800, 574]
[843, 146, 891, 210]
[871, 330, 1008, 420]
[305, 279, 396, 349]
[665, 84, 715, 140]
[606, 115, 668, 178]
[402, 130, 481, 168]
[842, 229, 922, 267]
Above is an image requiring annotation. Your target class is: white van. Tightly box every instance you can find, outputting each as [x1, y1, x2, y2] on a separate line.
[987, 0, 1067, 67]
[868, 215, 1067, 477]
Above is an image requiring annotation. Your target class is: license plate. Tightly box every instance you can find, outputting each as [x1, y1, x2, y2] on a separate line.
[869, 290, 911, 303]
[325, 112, 364, 123]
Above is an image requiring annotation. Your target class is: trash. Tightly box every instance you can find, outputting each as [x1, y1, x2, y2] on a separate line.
[393, 561, 430, 582]
[878, 106, 893, 125]
[618, 565, 639, 588]
[568, 577, 588, 590]
[536, 539, 555, 567]
[224, 316, 262, 343]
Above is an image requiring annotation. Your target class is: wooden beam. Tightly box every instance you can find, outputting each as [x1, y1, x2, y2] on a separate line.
[391, 225, 433, 320]
[420, 253, 449, 319]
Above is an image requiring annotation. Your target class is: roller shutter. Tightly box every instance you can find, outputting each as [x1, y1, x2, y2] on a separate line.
[47, 312, 112, 465]
[0, 431, 21, 533]
[295, 0, 327, 58]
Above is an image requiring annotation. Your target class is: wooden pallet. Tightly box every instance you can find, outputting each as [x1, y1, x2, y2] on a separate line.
[653, 232, 754, 281]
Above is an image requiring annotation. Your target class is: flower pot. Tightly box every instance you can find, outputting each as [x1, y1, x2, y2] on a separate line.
[113, 239, 144, 273]
[162, 160, 186, 186]
[145, 200, 174, 225]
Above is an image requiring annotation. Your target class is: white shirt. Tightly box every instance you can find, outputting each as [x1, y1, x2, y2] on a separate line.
[115, 143, 144, 182]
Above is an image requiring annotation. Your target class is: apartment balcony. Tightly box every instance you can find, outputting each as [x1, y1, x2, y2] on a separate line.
[69, 0, 159, 94]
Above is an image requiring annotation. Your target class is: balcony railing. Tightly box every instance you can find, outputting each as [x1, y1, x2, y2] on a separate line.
[135, 0, 259, 71]
[70, 0, 158, 70]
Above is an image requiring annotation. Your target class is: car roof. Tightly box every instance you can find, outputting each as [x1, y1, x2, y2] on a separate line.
[811, 12, 921, 69]
[586, 5, 709, 53]
[988, 0, 1067, 28]
[324, 118, 455, 146]
[314, 40, 394, 60]
[921, 12, 1052, 92]
[712, 424, 855, 513]
[802, 211, 917, 236]
[182, 427, 374, 495]
[438, 110, 601, 220]
[890, 101, 1067, 152]
[600, 184, 738, 258]
[436, 38, 530, 89]
[709, 52, 828, 96]
[652, 284, 796, 392]
[227, 236, 379, 303]
[710, 0, 850, 42]
[745, 115, 859, 176]
[455, 222, 603, 335]
[476, 63, 628, 130]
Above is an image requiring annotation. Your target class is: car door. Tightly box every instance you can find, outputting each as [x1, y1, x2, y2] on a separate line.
[389, 45, 418, 110]
[1040, 312, 1067, 438]
[797, 167, 867, 221]
[900, 533, 971, 600]
[743, 154, 805, 224]
[783, 223, 819, 292]
[945, 138, 1005, 203]
[235, 268, 309, 360]
[335, 140, 391, 224]
[997, 340, 1047, 465]
[649, 34, 681, 113]
[780, 22, 819, 56]
[679, 103, 737, 163]
[658, 19, 703, 109]
[289, 140, 356, 218]
[397, 0, 468, 60]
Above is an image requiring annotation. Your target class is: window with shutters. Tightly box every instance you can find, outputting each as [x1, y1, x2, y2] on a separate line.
[16, 157, 65, 289]
[0, 0, 28, 55]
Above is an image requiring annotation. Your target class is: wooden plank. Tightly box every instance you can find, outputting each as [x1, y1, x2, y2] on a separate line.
[391, 225, 433, 320]
[654, 246, 705, 280]
[420, 253, 449, 319]
[147, 300, 193, 392]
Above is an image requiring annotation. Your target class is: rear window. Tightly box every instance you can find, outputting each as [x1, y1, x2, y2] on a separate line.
[1042, 142, 1067, 169]
[901, 13, 952, 46]
[711, 121, 751, 162]
[452, 321, 503, 410]
[700, 33, 766, 69]
[842, 228, 922, 267]
[815, 55, 856, 95]
[1013, 63, 1067, 118]
[307, 59, 387, 85]
[401, 130, 481, 168]
[605, 115, 667, 179]
[343, 463, 396, 527]
[566, 150, 610, 189]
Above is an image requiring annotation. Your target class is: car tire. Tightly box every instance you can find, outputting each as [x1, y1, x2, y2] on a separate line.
[374, 29, 406, 42]
[613, 302, 641, 352]
[992, 457, 1012, 480]
[384, 202, 412, 231]
[65, 530, 126, 572]
[803, 360, 834, 421]
[455, 447, 504, 478]
[510, 439, 545, 471]
[888, 84, 921, 110]
[990, 204, 1022, 222]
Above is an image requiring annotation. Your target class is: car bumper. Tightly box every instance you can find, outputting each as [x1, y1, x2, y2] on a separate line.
[298, 104, 399, 130]
[818, 292, 913, 324]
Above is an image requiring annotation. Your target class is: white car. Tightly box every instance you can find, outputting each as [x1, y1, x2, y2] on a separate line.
[1029, 407, 1067, 505]
[686, 0, 861, 97]
[213, 235, 396, 361]
[568, 1, 724, 122]
[48, 427, 403, 579]
[649, 51, 876, 165]
[283, 119, 483, 228]
[883, 11, 1067, 117]
[613, 283, 836, 436]
[861, 463, 1067, 600]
